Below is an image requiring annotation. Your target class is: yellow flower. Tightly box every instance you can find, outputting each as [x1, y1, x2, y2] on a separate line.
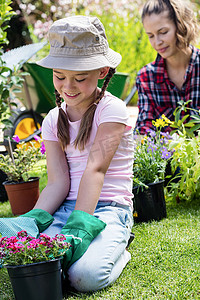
[161, 114, 173, 125]
[152, 118, 166, 128]
[141, 136, 147, 144]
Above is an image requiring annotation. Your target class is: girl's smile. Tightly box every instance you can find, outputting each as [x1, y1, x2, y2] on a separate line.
[64, 92, 81, 98]
[53, 69, 99, 110]
[53, 68, 109, 120]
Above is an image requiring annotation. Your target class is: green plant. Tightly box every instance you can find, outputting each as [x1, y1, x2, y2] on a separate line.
[0, 230, 70, 266]
[133, 115, 173, 190]
[89, 10, 156, 86]
[0, 0, 15, 46]
[0, 62, 28, 127]
[0, 0, 29, 129]
[168, 133, 200, 202]
[170, 100, 200, 137]
[166, 101, 200, 202]
[0, 0, 15, 125]
[168, 131, 200, 203]
[0, 135, 45, 182]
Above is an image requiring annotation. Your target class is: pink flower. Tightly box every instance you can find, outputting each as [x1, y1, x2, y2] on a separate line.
[40, 142, 46, 154]
[33, 135, 41, 141]
[0, 231, 70, 266]
[17, 230, 28, 238]
[12, 135, 20, 143]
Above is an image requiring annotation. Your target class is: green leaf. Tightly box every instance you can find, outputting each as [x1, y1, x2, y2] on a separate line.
[180, 114, 190, 123]
[184, 123, 195, 128]
[1, 118, 13, 126]
[191, 115, 200, 121]
[9, 102, 18, 107]
[188, 124, 200, 133]
[1, 89, 9, 100]
[175, 110, 181, 123]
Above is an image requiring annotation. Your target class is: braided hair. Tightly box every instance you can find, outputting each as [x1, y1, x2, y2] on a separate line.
[55, 67, 116, 151]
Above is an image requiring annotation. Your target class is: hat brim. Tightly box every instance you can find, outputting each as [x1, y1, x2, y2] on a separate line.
[37, 48, 121, 71]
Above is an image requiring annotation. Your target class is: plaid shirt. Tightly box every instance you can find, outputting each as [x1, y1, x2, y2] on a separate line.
[135, 45, 200, 134]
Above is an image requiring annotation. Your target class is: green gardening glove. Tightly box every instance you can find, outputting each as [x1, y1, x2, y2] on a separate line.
[60, 210, 106, 270]
[0, 209, 54, 238]
[22, 209, 54, 232]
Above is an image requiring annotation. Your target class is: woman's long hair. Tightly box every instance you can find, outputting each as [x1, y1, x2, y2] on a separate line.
[55, 67, 116, 151]
[142, 0, 199, 50]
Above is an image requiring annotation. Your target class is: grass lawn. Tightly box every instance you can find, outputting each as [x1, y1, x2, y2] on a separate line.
[0, 162, 199, 299]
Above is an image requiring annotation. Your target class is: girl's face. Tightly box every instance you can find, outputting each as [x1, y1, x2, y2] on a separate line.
[143, 10, 178, 59]
[53, 68, 109, 111]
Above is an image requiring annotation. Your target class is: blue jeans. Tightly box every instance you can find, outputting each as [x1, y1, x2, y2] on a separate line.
[43, 200, 133, 292]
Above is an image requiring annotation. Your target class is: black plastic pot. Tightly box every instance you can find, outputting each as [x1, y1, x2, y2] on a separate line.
[0, 169, 8, 202]
[6, 258, 63, 300]
[132, 180, 166, 223]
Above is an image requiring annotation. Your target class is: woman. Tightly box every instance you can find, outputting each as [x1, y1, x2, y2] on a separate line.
[135, 0, 200, 134]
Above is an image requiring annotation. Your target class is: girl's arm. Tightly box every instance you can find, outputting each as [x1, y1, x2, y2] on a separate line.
[33, 140, 70, 214]
[75, 122, 126, 214]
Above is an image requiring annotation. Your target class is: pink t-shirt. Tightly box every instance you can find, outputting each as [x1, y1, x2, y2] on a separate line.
[42, 92, 134, 209]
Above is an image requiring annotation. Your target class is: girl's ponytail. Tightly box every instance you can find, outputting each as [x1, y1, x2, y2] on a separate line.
[56, 67, 116, 151]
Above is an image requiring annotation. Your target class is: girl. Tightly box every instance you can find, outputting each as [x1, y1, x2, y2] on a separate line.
[135, 0, 200, 134]
[0, 16, 134, 292]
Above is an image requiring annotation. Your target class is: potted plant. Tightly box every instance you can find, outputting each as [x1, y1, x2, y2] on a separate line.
[133, 115, 174, 222]
[167, 131, 200, 203]
[0, 230, 70, 300]
[167, 101, 200, 203]
[0, 135, 45, 215]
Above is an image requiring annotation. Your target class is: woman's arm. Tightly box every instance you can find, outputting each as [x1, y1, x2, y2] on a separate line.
[75, 122, 126, 214]
[33, 140, 70, 214]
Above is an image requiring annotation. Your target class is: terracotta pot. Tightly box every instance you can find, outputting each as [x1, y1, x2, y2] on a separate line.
[132, 180, 166, 223]
[3, 177, 39, 215]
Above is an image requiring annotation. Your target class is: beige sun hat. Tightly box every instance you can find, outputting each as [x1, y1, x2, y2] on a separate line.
[37, 15, 122, 71]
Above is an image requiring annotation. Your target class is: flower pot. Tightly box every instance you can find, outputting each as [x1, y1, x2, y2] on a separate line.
[6, 258, 63, 300]
[3, 177, 39, 215]
[132, 180, 166, 223]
